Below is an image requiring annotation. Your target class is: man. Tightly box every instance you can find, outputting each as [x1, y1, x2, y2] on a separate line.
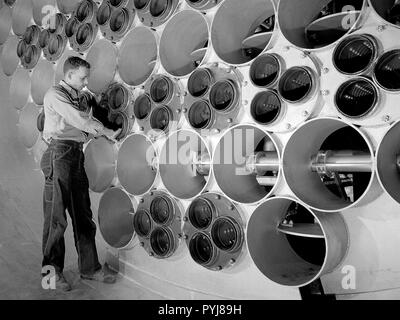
[40, 56, 120, 291]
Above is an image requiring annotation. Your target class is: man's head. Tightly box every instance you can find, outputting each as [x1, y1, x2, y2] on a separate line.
[63, 56, 91, 91]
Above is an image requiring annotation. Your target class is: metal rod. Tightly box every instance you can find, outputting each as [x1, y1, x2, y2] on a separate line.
[246, 151, 280, 175]
[311, 150, 372, 174]
[193, 153, 211, 176]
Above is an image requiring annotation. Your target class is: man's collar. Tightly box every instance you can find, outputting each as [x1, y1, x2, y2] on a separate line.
[59, 80, 79, 97]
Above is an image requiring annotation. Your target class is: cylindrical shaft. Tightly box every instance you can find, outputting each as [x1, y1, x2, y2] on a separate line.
[311, 150, 372, 173]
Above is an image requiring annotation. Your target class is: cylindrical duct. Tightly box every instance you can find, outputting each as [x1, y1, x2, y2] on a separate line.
[134, 0, 179, 28]
[283, 117, 374, 212]
[98, 187, 137, 249]
[0, 5, 12, 44]
[104, 82, 132, 113]
[84, 137, 117, 193]
[32, 0, 56, 26]
[86, 39, 117, 94]
[159, 130, 211, 200]
[183, 192, 245, 271]
[43, 33, 67, 61]
[117, 133, 158, 196]
[118, 26, 158, 87]
[211, 0, 276, 65]
[376, 120, 400, 205]
[185, 0, 222, 11]
[30, 59, 55, 105]
[333, 34, 379, 76]
[250, 53, 282, 88]
[373, 49, 400, 92]
[213, 124, 280, 204]
[21, 44, 42, 70]
[369, 0, 400, 27]
[247, 197, 349, 287]
[17, 102, 40, 149]
[23, 25, 41, 46]
[9, 67, 31, 110]
[159, 10, 209, 77]
[56, 0, 81, 14]
[278, 0, 366, 50]
[11, 0, 33, 36]
[334, 77, 379, 119]
[250, 90, 283, 126]
[1, 35, 20, 76]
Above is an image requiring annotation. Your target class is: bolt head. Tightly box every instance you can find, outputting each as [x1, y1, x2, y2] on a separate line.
[383, 115, 391, 122]
[183, 216, 188, 222]
[285, 123, 291, 130]
[183, 108, 188, 113]
[140, 242, 144, 247]
[302, 111, 309, 117]
[322, 90, 330, 96]
[243, 100, 248, 106]
[227, 118, 233, 123]
[243, 81, 248, 87]
[322, 67, 329, 74]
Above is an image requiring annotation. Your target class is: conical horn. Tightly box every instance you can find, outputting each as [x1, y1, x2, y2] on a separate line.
[185, 0, 222, 11]
[247, 197, 349, 287]
[373, 49, 400, 92]
[369, 0, 400, 27]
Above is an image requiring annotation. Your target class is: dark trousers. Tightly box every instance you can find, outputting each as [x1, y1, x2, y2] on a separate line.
[40, 139, 101, 275]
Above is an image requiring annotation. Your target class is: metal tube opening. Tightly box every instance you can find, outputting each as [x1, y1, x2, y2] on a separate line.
[134, 0, 150, 10]
[369, 0, 400, 26]
[39, 29, 50, 48]
[278, 67, 314, 104]
[373, 49, 400, 91]
[134, 94, 152, 120]
[76, 0, 94, 23]
[48, 34, 64, 56]
[211, 217, 241, 252]
[186, 0, 221, 10]
[150, 196, 174, 225]
[188, 197, 215, 230]
[150, 0, 170, 18]
[23, 45, 40, 68]
[109, 84, 129, 112]
[335, 77, 378, 118]
[97, 2, 112, 26]
[49, 13, 66, 34]
[150, 106, 171, 132]
[333, 34, 378, 75]
[188, 100, 213, 130]
[65, 17, 79, 38]
[209, 80, 237, 112]
[150, 227, 174, 258]
[23, 25, 40, 45]
[134, 209, 152, 238]
[17, 40, 27, 58]
[250, 90, 282, 125]
[189, 233, 214, 266]
[278, 0, 365, 49]
[150, 76, 172, 104]
[250, 53, 281, 88]
[76, 23, 93, 46]
[188, 68, 213, 98]
[110, 0, 124, 7]
[110, 8, 129, 33]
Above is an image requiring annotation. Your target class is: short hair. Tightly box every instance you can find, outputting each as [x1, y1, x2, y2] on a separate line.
[63, 56, 91, 75]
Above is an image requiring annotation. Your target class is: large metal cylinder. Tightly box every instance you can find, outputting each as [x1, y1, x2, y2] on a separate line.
[9, 67, 31, 110]
[211, 0, 276, 65]
[159, 10, 210, 77]
[30, 59, 55, 105]
[373, 49, 400, 92]
[1, 35, 20, 76]
[247, 197, 349, 287]
[213, 124, 280, 204]
[278, 0, 367, 50]
[86, 39, 118, 94]
[283, 117, 375, 212]
[0, 5, 12, 44]
[117, 133, 158, 196]
[183, 192, 245, 271]
[11, 0, 33, 36]
[84, 136, 117, 193]
[17, 102, 40, 149]
[118, 26, 158, 87]
[376, 120, 400, 205]
[159, 129, 212, 200]
[98, 187, 137, 249]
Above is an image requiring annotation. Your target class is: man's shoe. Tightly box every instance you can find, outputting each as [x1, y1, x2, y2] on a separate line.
[81, 268, 117, 284]
[55, 273, 72, 292]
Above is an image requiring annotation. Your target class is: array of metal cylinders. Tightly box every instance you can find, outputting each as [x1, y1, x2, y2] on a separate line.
[1, 0, 400, 289]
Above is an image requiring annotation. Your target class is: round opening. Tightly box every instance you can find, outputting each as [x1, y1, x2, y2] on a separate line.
[76, 23, 93, 46]
[49, 13, 65, 33]
[17, 40, 27, 58]
[150, 227, 173, 257]
[188, 197, 214, 230]
[65, 18, 79, 38]
[189, 233, 214, 265]
[134, 0, 150, 10]
[333, 34, 377, 75]
[374, 49, 400, 91]
[150, 106, 171, 132]
[335, 78, 378, 118]
[76, 0, 93, 23]
[4, 0, 16, 7]
[250, 54, 280, 87]
[278, 67, 314, 103]
[108, 112, 128, 140]
[150, 196, 174, 225]
[24, 46, 38, 65]
[37, 110, 45, 132]
[110, 0, 124, 7]
[209, 80, 237, 112]
[369, 0, 400, 26]
[188, 100, 213, 130]
[150, 77, 171, 104]
[109, 85, 127, 111]
[48, 35, 63, 56]
[188, 68, 212, 98]
[110, 8, 128, 33]
[211, 217, 240, 252]
[134, 209, 152, 237]
[39, 29, 50, 48]
[134, 94, 152, 120]
[97, 2, 112, 26]
[23, 25, 39, 45]
[251, 90, 282, 125]
[150, 0, 169, 18]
